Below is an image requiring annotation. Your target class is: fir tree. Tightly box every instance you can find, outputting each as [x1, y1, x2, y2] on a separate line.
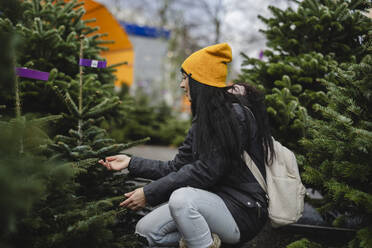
[0, 0, 126, 133]
[111, 92, 189, 146]
[238, 0, 371, 150]
[0, 21, 73, 248]
[45, 35, 149, 200]
[0, 5, 63, 154]
[0, 109, 75, 248]
[299, 34, 372, 247]
[1, 2, 148, 247]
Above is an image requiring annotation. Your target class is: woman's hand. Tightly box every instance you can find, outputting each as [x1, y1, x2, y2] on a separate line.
[120, 187, 146, 210]
[98, 154, 131, 171]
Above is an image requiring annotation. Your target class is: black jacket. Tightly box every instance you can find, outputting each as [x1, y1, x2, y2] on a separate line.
[127, 103, 268, 243]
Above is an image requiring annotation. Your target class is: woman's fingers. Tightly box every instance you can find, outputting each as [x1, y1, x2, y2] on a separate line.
[126, 201, 136, 208]
[119, 197, 131, 207]
[119, 192, 143, 210]
[98, 159, 112, 170]
[120, 195, 136, 207]
[127, 202, 140, 210]
[98, 159, 107, 168]
[105, 160, 112, 169]
[119, 191, 135, 207]
[125, 199, 142, 210]
[124, 191, 135, 197]
[106, 156, 117, 162]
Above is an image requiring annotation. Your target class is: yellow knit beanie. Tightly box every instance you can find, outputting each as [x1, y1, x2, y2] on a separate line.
[181, 43, 232, 88]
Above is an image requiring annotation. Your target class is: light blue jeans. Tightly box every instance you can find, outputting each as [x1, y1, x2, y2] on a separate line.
[135, 186, 241, 248]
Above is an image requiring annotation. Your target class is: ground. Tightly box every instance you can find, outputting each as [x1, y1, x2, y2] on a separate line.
[126, 145, 178, 161]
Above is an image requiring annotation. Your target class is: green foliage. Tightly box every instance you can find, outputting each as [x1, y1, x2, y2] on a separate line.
[239, 1, 371, 246]
[260, 0, 370, 61]
[0, 123, 141, 248]
[106, 93, 191, 147]
[0, 0, 123, 133]
[350, 226, 372, 248]
[238, 0, 372, 150]
[287, 238, 322, 248]
[300, 35, 372, 247]
[0, 114, 62, 153]
[0, 1, 146, 247]
[38, 37, 148, 247]
[45, 84, 126, 160]
[0, 121, 74, 248]
[0, 0, 24, 23]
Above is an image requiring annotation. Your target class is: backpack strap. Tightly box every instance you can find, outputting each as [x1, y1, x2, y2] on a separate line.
[243, 151, 268, 194]
[241, 105, 268, 193]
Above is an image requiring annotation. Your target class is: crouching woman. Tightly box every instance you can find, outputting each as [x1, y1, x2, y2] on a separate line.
[99, 43, 274, 248]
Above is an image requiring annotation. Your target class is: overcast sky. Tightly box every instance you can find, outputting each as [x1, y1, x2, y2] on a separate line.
[221, 0, 296, 72]
[95, 0, 296, 73]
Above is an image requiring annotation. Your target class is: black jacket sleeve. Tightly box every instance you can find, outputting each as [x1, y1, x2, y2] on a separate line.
[142, 145, 227, 206]
[127, 124, 195, 180]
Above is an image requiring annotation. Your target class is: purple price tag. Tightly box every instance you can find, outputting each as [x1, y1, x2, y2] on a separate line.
[16, 68, 50, 81]
[259, 50, 264, 60]
[79, 59, 107, 68]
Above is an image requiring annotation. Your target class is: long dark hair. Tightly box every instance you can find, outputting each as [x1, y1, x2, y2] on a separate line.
[183, 70, 274, 166]
[189, 76, 242, 165]
[230, 82, 275, 166]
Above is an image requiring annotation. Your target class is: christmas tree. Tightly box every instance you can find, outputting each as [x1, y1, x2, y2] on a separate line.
[299, 34, 372, 247]
[0, 19, 74, 248]
[0, 108, 76, 248]
[108, 92, 189, 147]
[0, 35, 68, 244]
[238, 0, 371, 150]
[0, 4, 63, 154]
[0, 0, 126, 134]
[1, 1, 149, 247]
[45, 35, 149, 200]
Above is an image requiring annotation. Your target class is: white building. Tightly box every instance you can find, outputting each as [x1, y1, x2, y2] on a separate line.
[121, 22, 173, 104]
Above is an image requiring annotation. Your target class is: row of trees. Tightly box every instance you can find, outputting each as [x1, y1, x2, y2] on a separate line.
[1, 0, 371, 247]
[238, 0, 371, 247]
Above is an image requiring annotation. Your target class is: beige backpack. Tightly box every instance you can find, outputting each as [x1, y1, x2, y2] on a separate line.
[243, 138, 306, 227]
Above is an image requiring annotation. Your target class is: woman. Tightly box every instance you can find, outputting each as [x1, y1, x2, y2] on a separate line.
[99, 43, 275, 248]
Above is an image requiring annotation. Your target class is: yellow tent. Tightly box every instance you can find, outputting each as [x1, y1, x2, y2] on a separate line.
[80, 0, 133, 87]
